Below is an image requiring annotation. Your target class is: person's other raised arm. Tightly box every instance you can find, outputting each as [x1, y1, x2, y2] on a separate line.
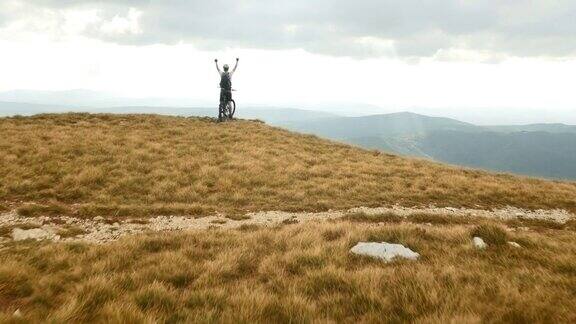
[232, 57, 239, 73]
[215, 59, 222, 74]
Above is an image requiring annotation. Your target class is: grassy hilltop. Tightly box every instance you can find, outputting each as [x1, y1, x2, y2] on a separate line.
[1, 113, 575, 217]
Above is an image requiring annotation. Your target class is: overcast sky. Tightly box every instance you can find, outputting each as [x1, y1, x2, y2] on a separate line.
[1, 0, 575, 119]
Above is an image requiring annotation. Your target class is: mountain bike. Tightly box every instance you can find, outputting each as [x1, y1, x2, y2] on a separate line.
[219, 89, 236, 121]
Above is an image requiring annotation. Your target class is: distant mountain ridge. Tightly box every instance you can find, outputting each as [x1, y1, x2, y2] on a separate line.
[485, 124, 576, 134]
[422, 130, 576, 179]
[280, 112, 576, 180]
[0, 101, 338, 124]
[0, 101, 76, 116]
[3, 89, 576, 124]
[281, 112, 483, 139]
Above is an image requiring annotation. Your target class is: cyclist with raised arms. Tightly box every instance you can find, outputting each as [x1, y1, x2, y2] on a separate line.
[215, 57, 239, 122]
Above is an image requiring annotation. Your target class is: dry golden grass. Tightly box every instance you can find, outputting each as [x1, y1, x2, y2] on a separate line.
[342, 211, 473, 225]
[2, 113, 575, 322]
[0, 218, 575, 323]
[1, 113, 575, 218]
[55, 226, 88, 239]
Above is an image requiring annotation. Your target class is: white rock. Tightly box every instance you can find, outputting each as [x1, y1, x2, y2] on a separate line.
[473, 237, 487, 249]
[350, 242, 419, 262]
[13, 309, 22, 317]
[94, 216, 104, 221]
[508, 241, 521, 248]
[12, 228, 56, 241]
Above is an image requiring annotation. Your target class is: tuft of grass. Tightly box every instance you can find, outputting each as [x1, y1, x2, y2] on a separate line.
[341, 211, 473, 227]
[281, 217, 299, 225]
[285, 253, 326, 275]
[53, 278, 116, 322]
[506, 217, 567, 231]
[76, 204, 209, 218]
[210, 219, 227, 225]
[126, 218, 150, 225]
[139, 237, 181, 253]
[134, 283, 176, 313]
[409, 212, 472, 225]
[322, 228, 345, 241]
[237, 224, 261, 232]
[17, 203, 69, 217]
[0, 113, 575, 217]
[225, 214, 251, 221]
[304, 271, 355, 297]
[65, 243, 89, 254]
[0, 264, 34, 301]
[185, 290, 228, 312]
[471, 224, 509, 246]
[56, 226, 87, 238]
[165, 273, 196, 289]
[341, 212, 405, 223]
[564, 219, 576, 231]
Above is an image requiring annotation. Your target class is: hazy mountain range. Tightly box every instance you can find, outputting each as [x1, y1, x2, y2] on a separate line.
[280, 112, 576, 180]
[1, 90, 575, 180]
[0, 101, 337, 125]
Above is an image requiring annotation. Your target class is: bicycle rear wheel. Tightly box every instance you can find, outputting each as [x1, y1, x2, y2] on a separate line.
[226, 99, 236, 118]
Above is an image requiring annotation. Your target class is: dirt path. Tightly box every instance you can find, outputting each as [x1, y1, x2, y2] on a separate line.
[0, 205, 573, 245]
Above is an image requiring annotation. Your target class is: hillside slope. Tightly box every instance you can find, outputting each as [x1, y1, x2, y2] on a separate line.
[1, 113, 576, 217]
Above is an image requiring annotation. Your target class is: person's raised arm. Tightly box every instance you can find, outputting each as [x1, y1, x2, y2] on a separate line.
[214, 59, 222, 74]
[232, 57, 239, 73]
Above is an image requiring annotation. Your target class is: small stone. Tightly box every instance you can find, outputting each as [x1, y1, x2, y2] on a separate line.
[94, 216, 104, 221]
[508, 241, 521, 248]
[350, 242, 419, 262]
[13, 309, 22, 317]
[473, 237, 487, 249]
[12, 228, 55, 241]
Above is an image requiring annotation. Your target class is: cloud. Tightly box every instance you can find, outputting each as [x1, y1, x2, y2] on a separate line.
[4, 0, 576, 59]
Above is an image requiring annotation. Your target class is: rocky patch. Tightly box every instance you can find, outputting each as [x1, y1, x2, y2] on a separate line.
[0, 205, 573, 244]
